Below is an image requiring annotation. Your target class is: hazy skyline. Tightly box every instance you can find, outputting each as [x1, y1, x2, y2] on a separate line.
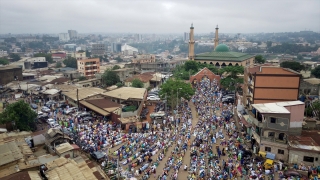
[1, 0, 319, 34]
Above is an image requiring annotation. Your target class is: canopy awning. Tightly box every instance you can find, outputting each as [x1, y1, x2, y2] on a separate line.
[80, 101, 110, 116]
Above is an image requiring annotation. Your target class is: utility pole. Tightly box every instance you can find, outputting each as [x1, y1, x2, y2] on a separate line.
[117, 158, 120, 180]
[77, 89, 80, 109]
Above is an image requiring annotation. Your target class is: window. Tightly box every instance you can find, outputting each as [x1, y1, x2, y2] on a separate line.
[270, 117, 276, 123]
[268, 132, 275, 137]
[265, 147, 271, 152]
[278, 149, 284, 154]
[303, 156, 314, 162]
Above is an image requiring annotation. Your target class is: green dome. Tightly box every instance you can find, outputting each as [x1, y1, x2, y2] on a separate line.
[215, 44, 230, 52]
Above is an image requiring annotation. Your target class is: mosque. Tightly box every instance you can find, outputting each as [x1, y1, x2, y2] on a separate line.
[188, 24, 254, 68]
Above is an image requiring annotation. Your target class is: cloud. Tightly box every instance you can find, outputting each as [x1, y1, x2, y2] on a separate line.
[0, 0, 319, 34]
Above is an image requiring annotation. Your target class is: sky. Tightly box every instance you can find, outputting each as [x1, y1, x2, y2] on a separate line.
[0, 0, 320, 34]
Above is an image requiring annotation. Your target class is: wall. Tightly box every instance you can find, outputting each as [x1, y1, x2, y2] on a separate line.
[264, 113, 290, 131]
[124, 81, 150, 89]
[59, 150, 74, 159]
[299, 80, 319, 95]
[285, 104, 304, 132]
[260, 141, 288, 161]
[289, 149, 320, 166]
[190, 67, 220, 84]
[0, 67, 23, 85]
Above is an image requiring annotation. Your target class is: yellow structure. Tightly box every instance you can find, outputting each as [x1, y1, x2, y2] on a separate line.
[214, 25, 219, 50]
[188, 23, 195, 60]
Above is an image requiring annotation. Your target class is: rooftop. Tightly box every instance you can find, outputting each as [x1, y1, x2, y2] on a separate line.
[0, 141, 24, 166]
[102, 87, 146, 101]
[250, 66, 300, 75]
[55, 143, 74, 155]
[288, 132, 320, 152]
[0, 65, 22, 71]
[62, 87, 105, 101]
[304, 78, 320, 85]
[252, 100, 304, 114]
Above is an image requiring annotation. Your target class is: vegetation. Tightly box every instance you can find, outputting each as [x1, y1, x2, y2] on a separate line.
[159, 79, 195, 110]
[311, 66, 320, 78]
[63, 57, 77, 68]
[268, 43, 319, 54]
[297, 54, 303, 60]
[102, 69, 120, 86]
[280, 61, 305, 72]
[116, 82, 124, 87]
[0, 58, 9, 65]
[131, 79, 144, 88]
[9, 53, 21, 61]
[114, 56, 123, 62]
[34, 53, 53, 63]
[78, 76, 87, 81]
[254, 55, 266, 64]
[55, 62, 62, 68]
[305, 101, 320, 119]
[0, 100, 37, 131]
[112, 65, 121, 70]
[219, 66, 244, 91]
[173, 60, 218, 80]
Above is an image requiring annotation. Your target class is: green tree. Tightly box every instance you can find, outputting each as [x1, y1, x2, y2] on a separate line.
[280, 61, 304, 72]
[63, 57, 77, 68]
[116, 82, 124, 87]
[0, 58, 9, 65]
[219, 66, 244, 91]
[266, 41, 272, 48]
[0, 100, 37, 131]
[55, 62, 62, 68]
[311, 66, 320, 78]
[219, 66, 244, 79]
[78, 76, 87, 81]
[131, 79, 144, 88]
[114, 56, 123, 62]
[9, 53, 21, 61]
[255, 55, 266, 64]
[34, 53, 53, 63]
[102, 69, 120, 86]
[297, 54, 303, 60]
[184, 60, 199, 72]
[159, 79, 195, 110]
[112, 65, 121, 70]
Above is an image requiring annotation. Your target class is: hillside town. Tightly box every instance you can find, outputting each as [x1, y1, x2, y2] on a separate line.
[0, 22, 320, 180]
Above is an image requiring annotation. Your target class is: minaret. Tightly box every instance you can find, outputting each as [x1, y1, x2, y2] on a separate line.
[214, 25, 219, 50]
[188, 23, 195, 60]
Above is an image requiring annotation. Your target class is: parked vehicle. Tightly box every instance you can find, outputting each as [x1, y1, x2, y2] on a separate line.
[57, 102, 67, 109]
[78, 112, 91, 118]
[90, 151, 105, 162]
[30, 103, 38, 109]
[45, 100, 56, 107]
[65, 107, 77, 114]
[47, 118, 55, 125]
[41, 106, 51, 113]
[51, 123, 61, 129]
[82, 116, 93, 123]
[147, 96, 160, 101]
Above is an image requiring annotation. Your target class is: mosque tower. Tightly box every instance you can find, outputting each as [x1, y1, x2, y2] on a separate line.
[188, 23, 195, 60]
[214, 25, 219, 50]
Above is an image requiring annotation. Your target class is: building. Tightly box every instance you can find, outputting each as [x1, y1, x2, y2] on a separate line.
[243, 66, 301, 110]
[299, 78, 320, 96]
[77, 58, 100, 77]
[111, 43, 122, 53]
[183, 32, 190, 41]
[121, 43, 138, 55]
[51, 52, 67, 61]
[62, 87, 105, 107]
[132, 54, 156, 64]
[68, 30, 78, 39]
[91, 43, 105, 56]
[247, 101, 305, 161]
[59, 33, 70, 42]
[55, 142, 78, 158]
[63, 44, 77, 51]
[113, 68, 134, 82]
[189, 67, 221, 85]
[189, 25, 255, 66]
[63, 71, 81, 80]
[66, 51, 86, 60]
[124, 73, 153, 88]
[0, 66, 23, 85]
[75, 78, 101, 87]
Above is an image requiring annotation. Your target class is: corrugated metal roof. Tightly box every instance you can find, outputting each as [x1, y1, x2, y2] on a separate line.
[0, 141, 23, 166]
[102, 86, 146, 100]
[55, 143, 74, 155]
[195, 51, 254, 62]
[252, 101, 304, 114]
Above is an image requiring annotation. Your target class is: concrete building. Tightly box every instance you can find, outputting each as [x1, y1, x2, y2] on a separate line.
[113, 68, 134, 82]
[300, 78, 320, 96]
[68, 30, 77, 39]
[243, 66, 301, 110]
[124, 74, 153, 88]
[247, 101, 305, 162]
[183, 32, 190, 41]
[59, 33, 70, 42]
[111, 43, 122, 53]
[190, 26, 254, 66]
[91, 44, 105, 56]
[132, 54, 156, 64]
[77, 58, 100, 77]
[121, 44, 138, 55]
[0, 66, 23, 85]
[66, 51, 86, 60]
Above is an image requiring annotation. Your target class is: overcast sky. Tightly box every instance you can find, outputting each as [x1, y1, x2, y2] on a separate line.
[0, 0, 319, 34]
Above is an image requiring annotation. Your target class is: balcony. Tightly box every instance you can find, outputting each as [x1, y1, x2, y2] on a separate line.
[248, 111, 264, 128]
[261, 136, 287, 144]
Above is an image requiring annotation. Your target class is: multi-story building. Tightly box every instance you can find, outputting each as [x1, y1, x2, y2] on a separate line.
[66, 51, 86, 60]
[132, 54, 156, 64]
[59, 33, 70, 42]
[91, 44, 105, 56]
[0, 66, 23, 85]
[248, 101, 304, 162]
[111, 43, 122, 53]
[183, 32, 190, 41]
[243, 66, 301, 110]
[68, 30, 78, 39]
[77, 58, 100, 77]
